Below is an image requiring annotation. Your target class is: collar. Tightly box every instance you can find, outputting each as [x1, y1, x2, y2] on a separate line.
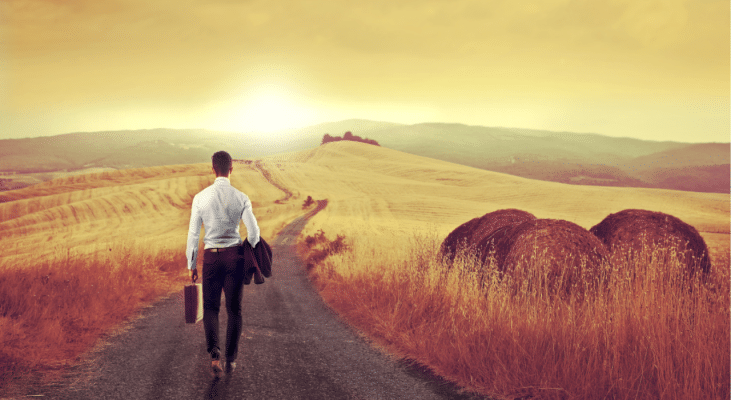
[214, 177, 230, 184]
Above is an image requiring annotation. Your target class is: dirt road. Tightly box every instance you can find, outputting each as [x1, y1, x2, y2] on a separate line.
[23, 201, 485, 399]
[253, 160, 294, 204]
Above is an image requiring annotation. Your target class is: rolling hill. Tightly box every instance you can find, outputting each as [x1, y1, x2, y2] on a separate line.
[1, 120, 727, 193]
[1, 140, 728, 268]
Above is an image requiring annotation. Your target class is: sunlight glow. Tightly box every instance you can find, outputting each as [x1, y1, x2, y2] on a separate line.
[227, 86, 317, 133]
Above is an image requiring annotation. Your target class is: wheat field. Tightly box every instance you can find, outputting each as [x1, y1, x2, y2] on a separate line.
[0, 161, 309, 391]
[264, 142, 727, 254]
[1, 141, 728, 398]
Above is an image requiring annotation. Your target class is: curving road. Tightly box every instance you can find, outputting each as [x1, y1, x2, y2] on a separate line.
[26, 201, 486, 399]
[253, 160, 294, 204]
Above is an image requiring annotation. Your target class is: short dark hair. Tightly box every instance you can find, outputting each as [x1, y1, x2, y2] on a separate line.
[212, 151, 232, 176]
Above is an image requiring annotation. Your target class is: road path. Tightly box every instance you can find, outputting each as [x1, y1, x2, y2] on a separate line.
[253, 160, 294, 204]
[26, 201, 485, 399]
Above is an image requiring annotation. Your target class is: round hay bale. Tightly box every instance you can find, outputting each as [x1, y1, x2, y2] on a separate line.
[475, 224, 515, 269]
[440, 216, 483, 262]
[440, 209, 536, 263]
[589, 209, 711, 276]
[481, 219, 610, 296]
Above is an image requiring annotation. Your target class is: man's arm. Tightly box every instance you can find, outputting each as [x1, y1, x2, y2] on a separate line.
[242, 197, 260, 247]
[186, 198, 202, 271]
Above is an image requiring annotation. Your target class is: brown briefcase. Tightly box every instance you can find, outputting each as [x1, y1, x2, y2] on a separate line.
[184, 282, 203, 324]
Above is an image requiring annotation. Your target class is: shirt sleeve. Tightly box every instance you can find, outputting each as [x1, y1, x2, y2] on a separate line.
[242, 197, 260, 247]
[186, 196, 202, 270]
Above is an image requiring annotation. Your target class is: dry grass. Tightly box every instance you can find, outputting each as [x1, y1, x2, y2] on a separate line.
[0, 161, 300, 395]
[1, 141, 727, 397]
[305, 229, 730, 400]
[277, 142, 728, 398]
[0, 162, 306, 263]
[0, 241, 187, 392]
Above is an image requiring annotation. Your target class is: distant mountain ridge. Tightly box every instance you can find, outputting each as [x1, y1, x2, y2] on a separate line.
[0, 120, 728, 193]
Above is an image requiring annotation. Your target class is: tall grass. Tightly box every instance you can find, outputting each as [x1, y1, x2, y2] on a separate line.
[0, 162, 299, 396]
[0, 241, 187, 394]
[303, 230, 730, 400]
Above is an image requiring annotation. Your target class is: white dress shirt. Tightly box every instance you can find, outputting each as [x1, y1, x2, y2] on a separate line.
[186, 177, 260, 270]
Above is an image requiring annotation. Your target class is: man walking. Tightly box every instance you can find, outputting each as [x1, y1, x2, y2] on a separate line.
[186, 151, 260, 377]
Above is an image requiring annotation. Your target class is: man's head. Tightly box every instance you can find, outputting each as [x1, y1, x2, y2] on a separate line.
[212, 151, 233, 177]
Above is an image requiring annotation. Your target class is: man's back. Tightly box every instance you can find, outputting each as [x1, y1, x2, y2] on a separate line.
[194, 178, 256, 247]
[187, 176, 260, 270]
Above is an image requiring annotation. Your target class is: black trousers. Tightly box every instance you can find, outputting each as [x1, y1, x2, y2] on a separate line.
[202, 249, 245, 362]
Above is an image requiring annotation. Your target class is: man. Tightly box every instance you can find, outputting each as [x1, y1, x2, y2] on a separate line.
[186, 151, 260, 378]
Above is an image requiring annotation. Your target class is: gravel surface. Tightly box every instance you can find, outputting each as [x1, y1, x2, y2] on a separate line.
[20, 202, 488, 399]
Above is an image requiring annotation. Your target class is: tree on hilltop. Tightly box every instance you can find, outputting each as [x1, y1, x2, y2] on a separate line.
[321, 131, 380, 146]
[321, 134, 338, 144]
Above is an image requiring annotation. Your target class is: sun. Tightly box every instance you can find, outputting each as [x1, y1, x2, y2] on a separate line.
[226, 86, 317, 134]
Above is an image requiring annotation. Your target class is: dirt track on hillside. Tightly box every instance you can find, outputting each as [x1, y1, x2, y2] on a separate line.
[253, 160, 294, 204]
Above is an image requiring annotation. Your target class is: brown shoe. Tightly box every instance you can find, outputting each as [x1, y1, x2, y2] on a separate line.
[211, 360, 224, 378]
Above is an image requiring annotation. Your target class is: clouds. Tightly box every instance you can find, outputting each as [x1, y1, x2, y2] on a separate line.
[6, 0, 715, 60]
[1, 0, 728, 140]
[5, 0, 724, 68]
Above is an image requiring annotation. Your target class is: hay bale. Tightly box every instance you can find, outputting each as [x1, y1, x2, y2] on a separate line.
[475, 224, 516, 270]
[440, 216, 483, 262]
[479, 219, 610, 295]
[440, 209, 536, 263]
[589, 209, 711, 276]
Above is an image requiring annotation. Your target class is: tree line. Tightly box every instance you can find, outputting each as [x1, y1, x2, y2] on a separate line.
[321, 131, 379, 146]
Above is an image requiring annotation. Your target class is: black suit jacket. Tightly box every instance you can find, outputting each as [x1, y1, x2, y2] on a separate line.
[239, 237, 273, 285]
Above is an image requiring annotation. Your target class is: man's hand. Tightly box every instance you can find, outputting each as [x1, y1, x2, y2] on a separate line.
[189, 268, 198, 283]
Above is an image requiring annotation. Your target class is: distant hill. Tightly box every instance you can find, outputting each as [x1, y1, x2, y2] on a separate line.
[333, 122, 728, 193]
[0, 129, 287, 173]
[1, 120, 728, 193]
[350, 123, 689, 164]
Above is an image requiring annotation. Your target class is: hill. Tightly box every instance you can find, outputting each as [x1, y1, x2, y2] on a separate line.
[350, 123, 728, 193]
[0, 129, 267, 173]
[1, 120, 727, 193]
[265, 141, 728, 242]
[2, 139, 727, 266]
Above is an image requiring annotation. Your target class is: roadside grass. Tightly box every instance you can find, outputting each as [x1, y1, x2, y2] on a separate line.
[0, 240, 188, 394]
[302, 229, 730, 400]
[0, 162, 303, 396]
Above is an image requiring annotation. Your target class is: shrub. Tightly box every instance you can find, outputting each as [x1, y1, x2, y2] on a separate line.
[301, 230, 348, 271]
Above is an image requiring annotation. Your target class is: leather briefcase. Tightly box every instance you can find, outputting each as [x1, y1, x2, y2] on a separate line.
[184, 282, 203, 323]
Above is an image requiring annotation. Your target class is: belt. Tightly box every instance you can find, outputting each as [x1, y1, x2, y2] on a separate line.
[205, 246, 239, 253]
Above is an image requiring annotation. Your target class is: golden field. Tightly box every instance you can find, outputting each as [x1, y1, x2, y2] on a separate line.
[1, 141, 728, 398]
[0, 162, 308, 391]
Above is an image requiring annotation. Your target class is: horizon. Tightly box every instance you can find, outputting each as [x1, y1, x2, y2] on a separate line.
[2, 1, 729, 143]
[1, 118, 730, 145]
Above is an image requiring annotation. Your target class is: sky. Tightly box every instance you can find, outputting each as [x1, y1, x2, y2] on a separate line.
[1, 0, 729, 143]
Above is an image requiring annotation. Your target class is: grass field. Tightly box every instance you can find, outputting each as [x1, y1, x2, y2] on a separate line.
[302, 228, 729, 399]
[1, 141, 728, 398]
[0, 162, 306, 392]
